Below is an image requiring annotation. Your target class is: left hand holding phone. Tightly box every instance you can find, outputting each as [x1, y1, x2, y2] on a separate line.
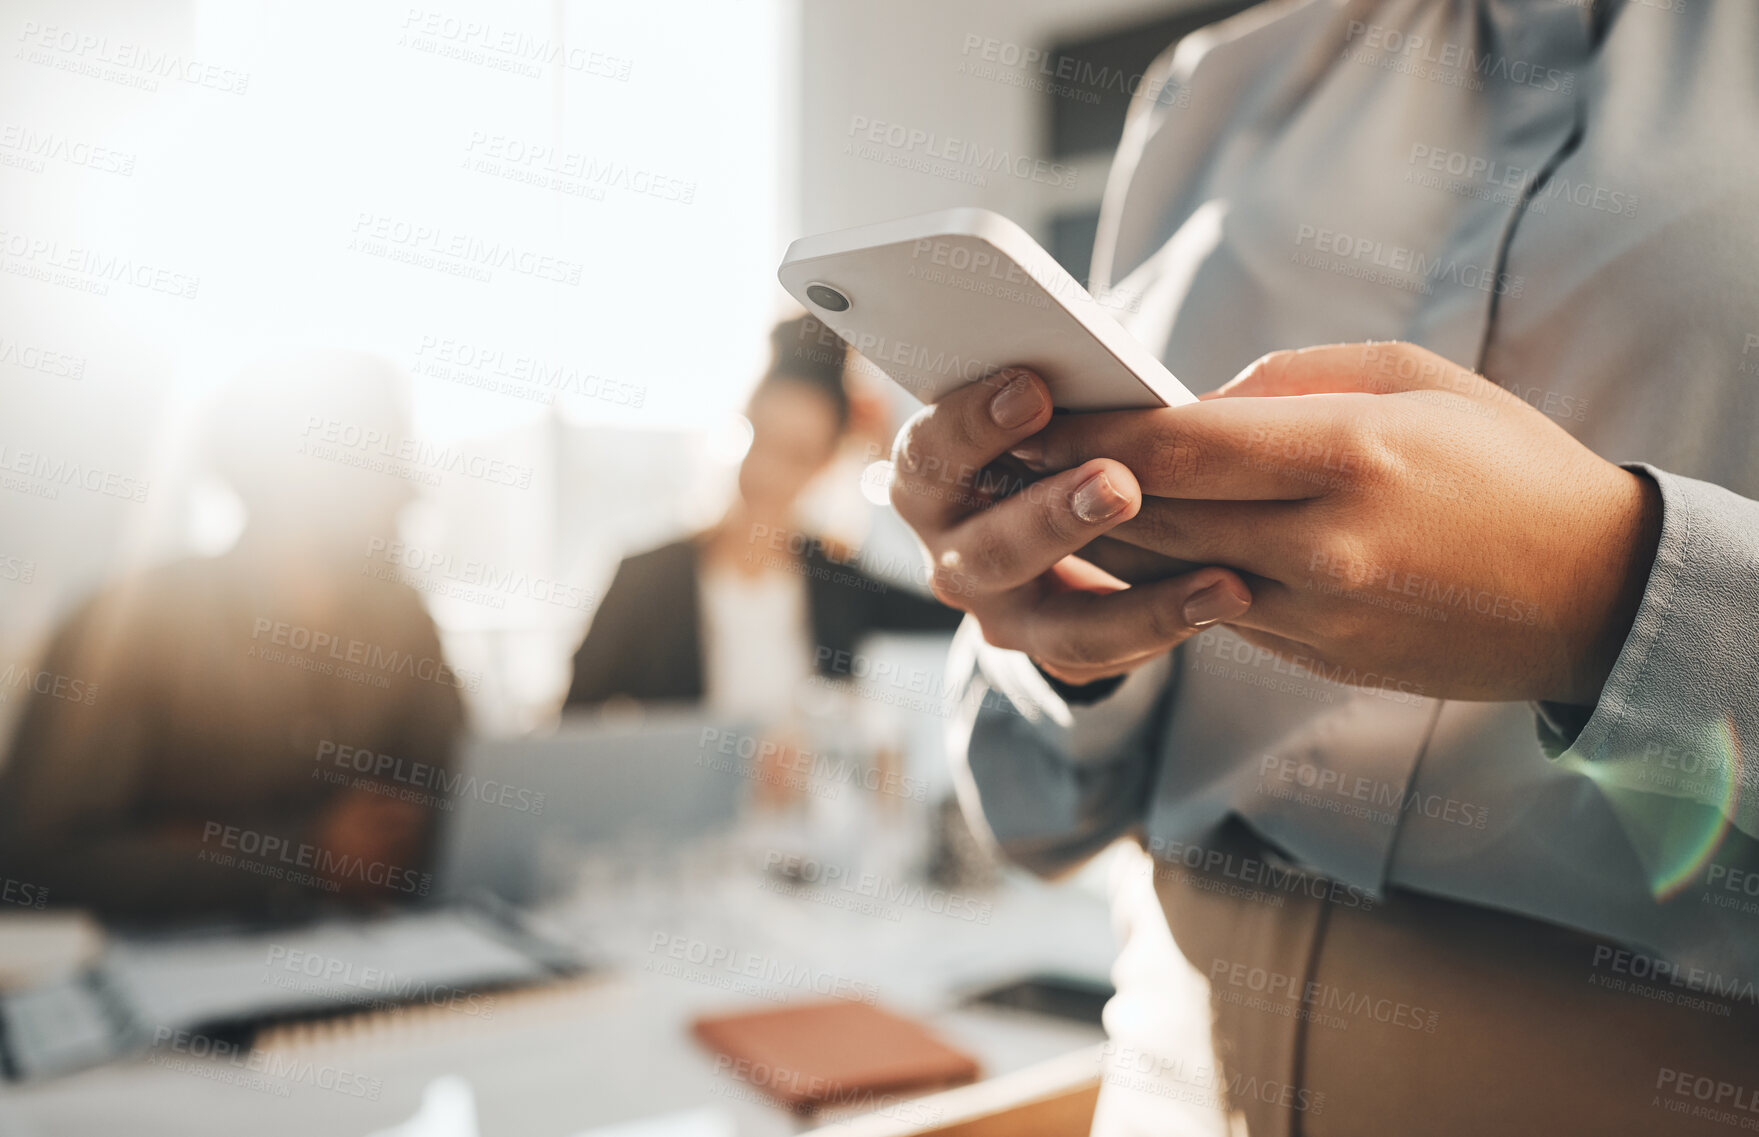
[887, 367, 1254, 688]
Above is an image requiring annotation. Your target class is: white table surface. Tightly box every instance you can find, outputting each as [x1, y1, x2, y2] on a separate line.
[0, 845, 1116, 1137]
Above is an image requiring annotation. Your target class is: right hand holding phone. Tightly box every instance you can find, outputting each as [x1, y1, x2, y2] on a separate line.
[888, 367, 1253, 687]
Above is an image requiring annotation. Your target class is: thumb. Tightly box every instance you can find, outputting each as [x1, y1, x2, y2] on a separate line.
[1031, 565, 1253, 686]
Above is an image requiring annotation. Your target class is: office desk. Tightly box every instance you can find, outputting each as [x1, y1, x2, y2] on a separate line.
[0, 859, 1114, 1136]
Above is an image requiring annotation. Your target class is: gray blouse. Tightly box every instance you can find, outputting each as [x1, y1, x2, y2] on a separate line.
[959, 0, 1759, 988]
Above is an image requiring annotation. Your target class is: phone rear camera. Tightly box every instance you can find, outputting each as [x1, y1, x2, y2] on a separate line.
[805, 282, 850, 312]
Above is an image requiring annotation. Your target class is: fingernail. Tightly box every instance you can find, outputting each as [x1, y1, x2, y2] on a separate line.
[1184, 578, 1251, 627]
[1072, 471, 1127, 523]
[990, 372, 1046, 429]
[1009, 439, 1045, 468]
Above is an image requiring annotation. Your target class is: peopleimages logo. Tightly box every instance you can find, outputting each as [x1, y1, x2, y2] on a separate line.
[0, 124, 136, 176]
[199, 821, 433, 896]
[1590, 944, 1755, 1010]
[0, 442, 150, 502]
[760, 851, 994, 925]
[262, 944, 496, 1018]
[364, 538, 594, 612]
[397, 8, 632, 81]
[0, 228, 201, 299]
[349, 212, 585, 286]
[1292, 224, 1522, 297]
[411, 334, 646, 409]
[698, 728, 929, 804]
[2, 875, 48, 908]
[149, 1027, 381, 1100]
[312, 740, 546, 814]
[845, 114, 1078, 190]
[1188, 628, 1426, 706]
[958, 33, 1190, 109]
[1209, 958, 1441, 1033]
[1654, 1068, 1759, 1124]
[1145, 835, 1379, 912]
[15, 21, 251, 95]
[1257, 755, 1489, 831]
[248, 617, 480, 692]
[299, 415, 535, 488]
[646, 932, 881, 1005]
[0, 336, 86, 379]
[1100, 1042, 1326, 1115]
[0, 663, 96, 706]
[1343, 21, 1574, 94]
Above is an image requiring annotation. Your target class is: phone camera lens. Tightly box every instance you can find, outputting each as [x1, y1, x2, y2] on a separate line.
[805, 282, 850, 312]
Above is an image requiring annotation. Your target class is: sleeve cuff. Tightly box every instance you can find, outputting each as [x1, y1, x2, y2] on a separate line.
[1551, 464, 1759, 875]
[972, 636, 1173, 766]
[1037, 667, 1127, 705]
[1532, 699, 1593, 758]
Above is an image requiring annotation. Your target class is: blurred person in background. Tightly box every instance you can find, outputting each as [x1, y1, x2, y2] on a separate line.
[566, 315, 959, 722]
[0, 351, 464, 925]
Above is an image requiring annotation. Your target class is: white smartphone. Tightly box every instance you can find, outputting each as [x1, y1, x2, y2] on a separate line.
[777, 207, 1194, 411]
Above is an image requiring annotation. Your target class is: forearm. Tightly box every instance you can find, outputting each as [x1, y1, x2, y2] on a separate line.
[1547, 466, 1759, 839]
[1379, 466, 1759, 983]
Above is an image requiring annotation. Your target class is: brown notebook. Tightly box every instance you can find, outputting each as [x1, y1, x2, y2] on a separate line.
[692, 1000, 980, 1111]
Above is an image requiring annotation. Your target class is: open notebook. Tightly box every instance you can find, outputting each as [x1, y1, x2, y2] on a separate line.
[0, 902, 582, 1081]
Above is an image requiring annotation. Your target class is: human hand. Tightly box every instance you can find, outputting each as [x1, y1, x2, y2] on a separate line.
[887, 368, 1253, 686]
[1011, 342, 1661, 705]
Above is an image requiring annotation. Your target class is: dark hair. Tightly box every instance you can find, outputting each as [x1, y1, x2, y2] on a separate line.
[757, 314, 850, 431]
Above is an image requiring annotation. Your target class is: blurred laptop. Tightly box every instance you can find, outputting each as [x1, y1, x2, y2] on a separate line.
[435, 710, 752, 905]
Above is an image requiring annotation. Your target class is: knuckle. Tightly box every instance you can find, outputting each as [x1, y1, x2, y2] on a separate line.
[891, 413, 931, 477]
[887, 465, 943, 518]
[1032, 488, 1079, 547]
[1046, 625, 1109, 669]
[1302, 538, 1375, 641]
[1143, 595, 1188, 644]
[929, 557, 978, 608]
[1340, 418, 1401, 488]
[1125, 501, 1182, 549]
[1311, 532, 1366, 580]
[972, 462, 1019, 502]
[1358, 342, 1404, 391]
[1150, 435, 1206, 485]
[888, 453, 934, 516]
[1259, 349, 1296, 380]
[1244, 349, 1294, 389]
[886, 475, 914, 517]
[1319, 600, 1372, 645]
[965, 527, 1018, 584]
[942, 394, 991, 458]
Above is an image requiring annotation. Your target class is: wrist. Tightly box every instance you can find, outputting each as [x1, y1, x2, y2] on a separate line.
[1033, 662, 1128, 705]
[1560, 466, 1662, 707]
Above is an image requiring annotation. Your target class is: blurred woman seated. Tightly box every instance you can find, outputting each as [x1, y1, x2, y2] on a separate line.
[0, 352, 464, 926]
[566, 316, 958, 721]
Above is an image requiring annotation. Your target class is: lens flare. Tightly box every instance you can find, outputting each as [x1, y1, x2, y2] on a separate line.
[1564, 715, 1744, 900]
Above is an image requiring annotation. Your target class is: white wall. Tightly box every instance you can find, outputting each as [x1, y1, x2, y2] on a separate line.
[796, 0, 1212, 243]
[786, 0, 1219, 589]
